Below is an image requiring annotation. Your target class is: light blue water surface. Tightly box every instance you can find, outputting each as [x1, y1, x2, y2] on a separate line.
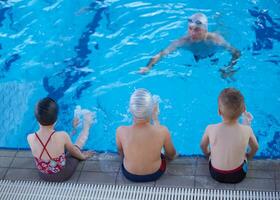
[0, 0, 279, 158]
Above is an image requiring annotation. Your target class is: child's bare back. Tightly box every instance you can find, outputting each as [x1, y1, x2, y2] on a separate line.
[117, 123, 169, 175]
[200, 88, 258, 183]
[116, 89, 176, 182]
[204, 122, 255, 170]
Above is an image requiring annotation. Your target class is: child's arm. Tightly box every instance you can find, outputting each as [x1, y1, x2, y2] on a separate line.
[242, 111, 253, 126]
[71, 117, 79, 135]
[75, 112, 93, 149]
[163, 127, 176, 160]
[200, 128, 210, 158]
[64, 133, 93, 160]
[116, 127, 124, 157]
[152, 95, 160, 126]
[246, 130, 259, 160]
[242, 111, 259, 159]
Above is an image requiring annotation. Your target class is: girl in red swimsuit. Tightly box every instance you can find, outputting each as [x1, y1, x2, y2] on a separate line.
[27, 97, 94, 182]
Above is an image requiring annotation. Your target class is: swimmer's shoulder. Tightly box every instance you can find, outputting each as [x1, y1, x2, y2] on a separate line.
[181, 35, 191, 41]
[206, 32, 222, 39]
[171, 35, 192, 48]
[206, 32, 225, 45]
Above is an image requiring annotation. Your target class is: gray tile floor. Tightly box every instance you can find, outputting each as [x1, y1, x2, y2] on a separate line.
[0, 149, 279, 191]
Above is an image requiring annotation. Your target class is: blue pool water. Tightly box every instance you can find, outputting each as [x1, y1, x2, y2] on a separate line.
[0, 0, 279, 158]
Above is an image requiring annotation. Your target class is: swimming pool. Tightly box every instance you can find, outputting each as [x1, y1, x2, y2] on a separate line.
[0, 0, 279, 158]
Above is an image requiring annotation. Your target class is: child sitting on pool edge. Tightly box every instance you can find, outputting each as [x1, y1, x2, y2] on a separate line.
[200, 88, 259, 183]
[116, 88, 176, 182]
[27, 97, 94, 182]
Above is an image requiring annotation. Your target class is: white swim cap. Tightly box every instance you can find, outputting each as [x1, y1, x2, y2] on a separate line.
[129, 88, 153, 120]
[188, 13, 208, 30]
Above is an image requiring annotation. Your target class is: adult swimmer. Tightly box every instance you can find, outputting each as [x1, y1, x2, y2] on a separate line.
[139, 13, 241, 78]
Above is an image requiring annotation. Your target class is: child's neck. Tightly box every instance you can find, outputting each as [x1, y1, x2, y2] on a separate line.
[222, 118, 238, 125]
[38, 125, 55, 134]
[133, 119, 150, 127]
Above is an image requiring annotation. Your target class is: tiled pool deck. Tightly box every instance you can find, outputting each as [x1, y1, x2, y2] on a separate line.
[0, 149, 279, 192]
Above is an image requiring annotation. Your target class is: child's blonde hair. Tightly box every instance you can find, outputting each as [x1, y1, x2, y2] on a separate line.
[218, 88, 245, 120]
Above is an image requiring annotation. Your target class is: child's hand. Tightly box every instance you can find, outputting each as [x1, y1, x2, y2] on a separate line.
[242, 111, 253, 126]
[82, 151, 94, 160]
[83, 112, 95, 129]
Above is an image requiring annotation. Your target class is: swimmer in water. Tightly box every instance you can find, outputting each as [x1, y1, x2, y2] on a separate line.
[139, 13, 241, 78]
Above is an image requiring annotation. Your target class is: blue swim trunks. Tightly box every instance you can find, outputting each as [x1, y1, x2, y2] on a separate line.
[121, 154, 166, 182]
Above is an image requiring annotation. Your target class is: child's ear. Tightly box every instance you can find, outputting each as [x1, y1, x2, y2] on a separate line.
[218, 108, 221, 116]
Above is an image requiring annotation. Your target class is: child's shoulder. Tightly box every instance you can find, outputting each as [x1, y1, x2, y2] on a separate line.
[53, 130, 69, 138]
[27, 132, 35, 142]
[52, 131, 71, 144]
[117, 125, 130, 132]
[54, 130, 68, 134]
[238, 123, 253, 133]
[116, 125, 131, 137]
[155, 124, 169, 131]
[204, 123, 221, 136]
[206, 123, 221, 130]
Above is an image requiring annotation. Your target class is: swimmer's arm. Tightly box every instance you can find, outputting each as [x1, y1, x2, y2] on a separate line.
[116, 127, 124, 157]
[224, 44, 241, 69]
[200, 128, 210, 158]
[139, 38, 186, 74]
[246, 130, 259, 160]
[210, 33, 241, 69]
[163, 127, 176, 160]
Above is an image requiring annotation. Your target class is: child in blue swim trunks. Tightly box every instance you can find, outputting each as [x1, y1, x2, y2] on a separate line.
[200, 88, 259, 183]
[116, 89, 176, 182]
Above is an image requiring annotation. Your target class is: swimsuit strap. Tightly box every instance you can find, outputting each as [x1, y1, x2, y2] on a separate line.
[35, 131, 56, 159]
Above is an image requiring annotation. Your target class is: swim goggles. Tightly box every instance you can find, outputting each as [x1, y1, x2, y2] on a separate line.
[188, 18, 203, 26]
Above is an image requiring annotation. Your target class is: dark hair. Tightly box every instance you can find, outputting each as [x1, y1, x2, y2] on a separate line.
[218, 88, 245, 120]
[35, 97, 58, 126]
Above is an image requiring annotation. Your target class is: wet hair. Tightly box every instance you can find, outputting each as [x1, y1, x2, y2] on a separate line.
[35, 97, 58, 126]
[218, 88, 245, 120]
[129, 88, 153, 121]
